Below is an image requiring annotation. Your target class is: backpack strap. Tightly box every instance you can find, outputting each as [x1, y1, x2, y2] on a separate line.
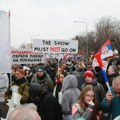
[96, 83, 102, 102]
[74, 103, 84, 115]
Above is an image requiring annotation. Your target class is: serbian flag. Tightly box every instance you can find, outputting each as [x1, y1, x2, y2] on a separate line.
[98, 39, 113, 59]
[63, 54, 70, 59]
[94, 52, 111, 91]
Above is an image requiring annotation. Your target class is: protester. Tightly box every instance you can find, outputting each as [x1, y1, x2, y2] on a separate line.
[8, 103, 41, 120]
[11, 68, 16, 82]
[29, 83, 63, 120]
[61, 75, 80, 120]
[94, 66, 108, 91]
[45, 63, 57, 86]
[54, 71, 68, 102]
[107, 65, 119, 86]
[116, 60, 120, 74]
[72, 61, 86, 90]
[31, 66, 54, 92]
[72, 85, 99, 120]
[72, 85, 100, 120]
[0, 73, 9, 119]
[60, 63, 71, 74]
[24, 67, 33, 84]
[81, 70, 106, 105]
[5, 68, 29, 104]
[101, 75, 120, 119]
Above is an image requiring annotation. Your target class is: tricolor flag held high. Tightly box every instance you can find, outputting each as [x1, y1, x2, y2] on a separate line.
[98, 39, 113, 59]
[94, 52, 111, 92]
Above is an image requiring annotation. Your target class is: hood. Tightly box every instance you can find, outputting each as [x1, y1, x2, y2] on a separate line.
[62, 75, 78, 91]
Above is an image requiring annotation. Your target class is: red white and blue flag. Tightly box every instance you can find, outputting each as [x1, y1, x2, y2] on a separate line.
[63, 54, 70, 59]
[98, 39, 113, 59]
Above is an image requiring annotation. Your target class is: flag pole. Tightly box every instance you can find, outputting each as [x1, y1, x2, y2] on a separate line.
[94, 53, 111, 92]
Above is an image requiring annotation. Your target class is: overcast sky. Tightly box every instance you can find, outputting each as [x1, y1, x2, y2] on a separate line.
[0, 0, 120, 48]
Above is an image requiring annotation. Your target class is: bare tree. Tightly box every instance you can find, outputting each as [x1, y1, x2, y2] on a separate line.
[95, 16, 120, 54]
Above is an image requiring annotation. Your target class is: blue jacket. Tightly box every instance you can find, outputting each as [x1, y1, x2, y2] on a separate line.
[101, 87, 120, 119]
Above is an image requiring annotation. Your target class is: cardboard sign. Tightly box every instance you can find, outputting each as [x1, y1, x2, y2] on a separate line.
[11, 49, 44, 64]
[33, 39, 78, 53]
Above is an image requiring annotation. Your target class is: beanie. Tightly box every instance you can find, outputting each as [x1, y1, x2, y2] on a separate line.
[16, 69, 25, 76]
[36, 66, 45, 72]
[84, 70, 94, 79]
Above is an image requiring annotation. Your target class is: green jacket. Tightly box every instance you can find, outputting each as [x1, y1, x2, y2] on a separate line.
[5, 79, 29, 104]
[31, 72, 54, 92]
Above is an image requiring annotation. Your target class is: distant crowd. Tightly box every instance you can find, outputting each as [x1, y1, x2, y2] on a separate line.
[0, 55, 120, 120]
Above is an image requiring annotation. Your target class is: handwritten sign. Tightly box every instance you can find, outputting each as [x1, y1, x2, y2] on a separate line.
[11, 49, 44, 64]
[33, 39, 78, 53]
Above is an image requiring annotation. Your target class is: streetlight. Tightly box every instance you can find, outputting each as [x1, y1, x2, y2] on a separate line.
[74, 21, 88, 56]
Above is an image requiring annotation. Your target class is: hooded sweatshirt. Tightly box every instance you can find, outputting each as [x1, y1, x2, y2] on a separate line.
[62, 75, 80, 115]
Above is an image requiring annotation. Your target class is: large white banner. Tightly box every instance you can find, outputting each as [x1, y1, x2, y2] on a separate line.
[0, 10, 11, 73]
[33, 39, 78, 53]
[11, 49, 44, 64]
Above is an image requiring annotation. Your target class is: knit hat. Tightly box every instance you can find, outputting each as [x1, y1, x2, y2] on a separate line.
[84, 70, 94, 79]
[36, 66, 45, 72]
[16, 69, 25, 76]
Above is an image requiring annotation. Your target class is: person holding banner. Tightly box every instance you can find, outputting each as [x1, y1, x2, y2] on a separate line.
[101, 76, 120, 120]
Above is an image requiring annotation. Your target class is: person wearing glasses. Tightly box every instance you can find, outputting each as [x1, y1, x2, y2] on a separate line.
[101, 75, 120, 120]
[72, 85, 100, 120]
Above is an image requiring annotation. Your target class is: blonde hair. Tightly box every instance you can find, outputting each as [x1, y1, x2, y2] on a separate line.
[8, 103, 41, 120]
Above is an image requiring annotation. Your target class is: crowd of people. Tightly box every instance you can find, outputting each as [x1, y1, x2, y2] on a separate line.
[0, 55, 120, 120]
